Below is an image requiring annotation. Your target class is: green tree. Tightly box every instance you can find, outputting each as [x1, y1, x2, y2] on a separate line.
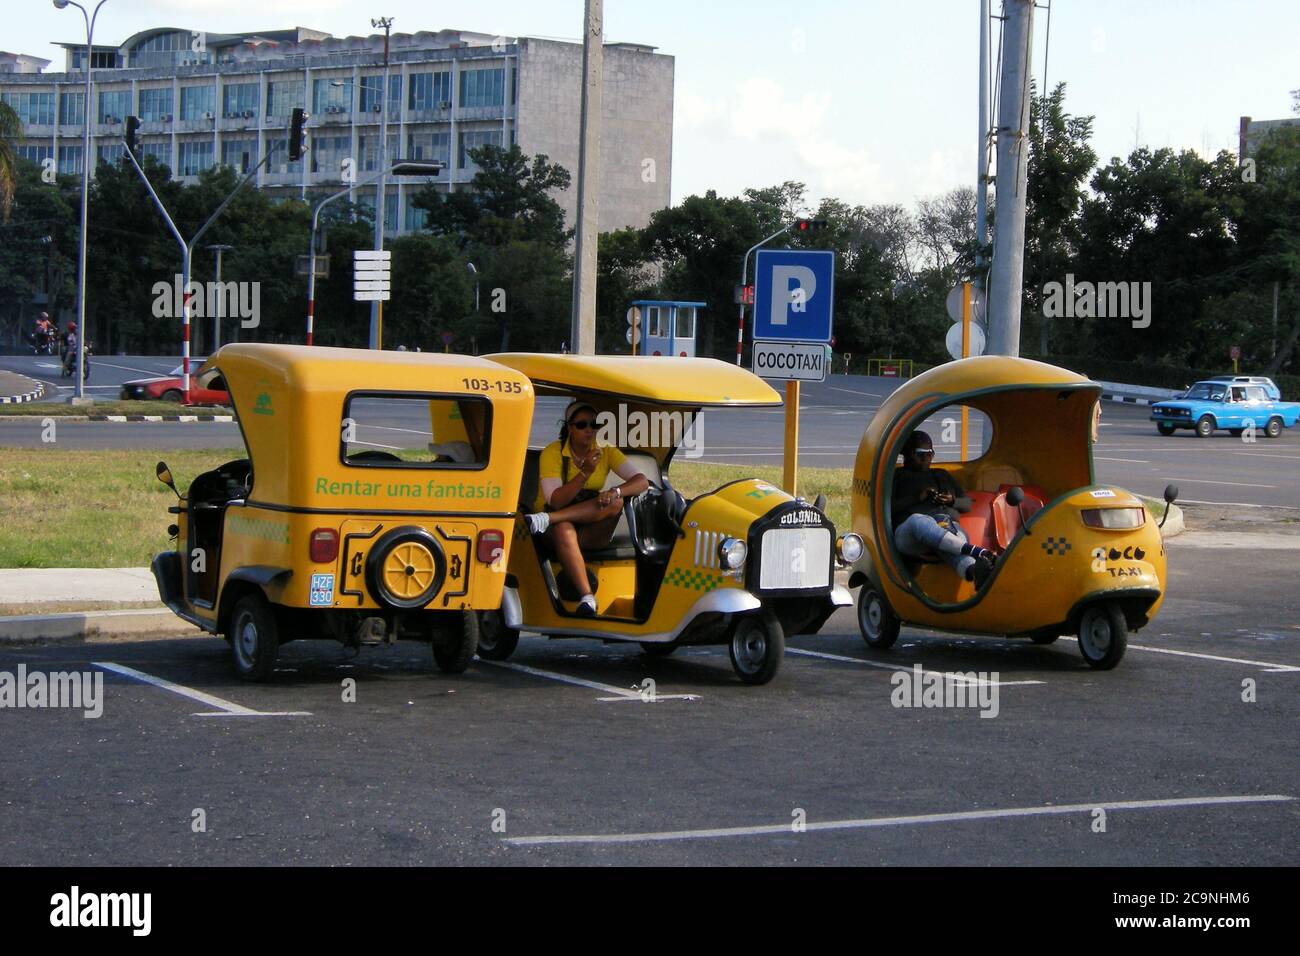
[0, 99, 21, 222]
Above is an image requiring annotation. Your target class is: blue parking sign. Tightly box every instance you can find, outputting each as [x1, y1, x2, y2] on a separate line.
[753, 249, 835, 343]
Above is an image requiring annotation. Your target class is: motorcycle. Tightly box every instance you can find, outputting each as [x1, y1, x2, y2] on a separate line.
[61, 341, 92, 381]
[32, 329, 57, 355]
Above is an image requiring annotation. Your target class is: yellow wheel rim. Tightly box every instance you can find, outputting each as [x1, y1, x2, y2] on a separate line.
[382, 541, 438, 600]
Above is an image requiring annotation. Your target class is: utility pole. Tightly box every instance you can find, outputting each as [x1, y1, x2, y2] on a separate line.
[986, 0, 1035, 357]
[206, 243, 232, 352]
[569, 0, 603, 355]
[975, 0, 991, 295]
[368, 16, 393, 350]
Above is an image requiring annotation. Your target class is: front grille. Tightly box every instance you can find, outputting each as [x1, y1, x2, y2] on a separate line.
[758, 527, 831, 590]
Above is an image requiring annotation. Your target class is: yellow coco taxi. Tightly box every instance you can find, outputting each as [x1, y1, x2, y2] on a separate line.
[151, 344, 534, 680]
[847, 356, 1177, 670]
[477, 353, 856, 685]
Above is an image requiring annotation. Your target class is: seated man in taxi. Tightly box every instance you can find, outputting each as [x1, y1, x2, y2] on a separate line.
[523, 402, 650, 616]
[891, 431, 995, 587]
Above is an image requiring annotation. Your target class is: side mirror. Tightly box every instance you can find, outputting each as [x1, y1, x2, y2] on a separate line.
[156, 461, 179, 498]
[1006, 486, 1025, 507]
[1158, 484, 1179, 529]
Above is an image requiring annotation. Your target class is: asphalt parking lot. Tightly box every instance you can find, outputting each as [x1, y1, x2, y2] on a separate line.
[2, 512, 1296, 866]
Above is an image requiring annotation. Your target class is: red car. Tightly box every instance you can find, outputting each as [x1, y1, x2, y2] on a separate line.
[119, 361, 230, 405]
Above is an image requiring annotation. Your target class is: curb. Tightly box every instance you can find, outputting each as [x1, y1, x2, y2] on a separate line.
[0, 608, 201, 644]
[1101, 392, 1164, 407]
[90, 414, 234, 422]
[0, 377, 46, 405]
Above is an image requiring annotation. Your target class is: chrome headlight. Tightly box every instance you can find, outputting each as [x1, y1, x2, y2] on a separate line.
[1081, 507, 1145, 530]
[718, 537, 747, 570]
[837, 532, 864, 563]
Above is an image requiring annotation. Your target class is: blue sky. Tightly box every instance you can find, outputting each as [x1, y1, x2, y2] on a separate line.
[12, 0, 1297, 209]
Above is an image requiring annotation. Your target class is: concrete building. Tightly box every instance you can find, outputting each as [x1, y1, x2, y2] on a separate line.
[0, 26, 673, 235]
[1238, 114, 1300, 161]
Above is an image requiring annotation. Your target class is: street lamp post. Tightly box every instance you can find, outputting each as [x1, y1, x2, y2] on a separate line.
[53, 0, 108, 403]
[205, 243, 233, 351]
[368, 16, 393, 350]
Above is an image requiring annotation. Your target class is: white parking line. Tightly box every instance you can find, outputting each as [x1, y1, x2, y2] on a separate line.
[504, 793, 1295, 846]
[785, 647, 1046, 686]
[1164, 477, 1277, 488]
[93, 662, 313, 716]
[1094, 456, 1151, 464]
[475, 658, 699, 702]
[1056, 639, 1300, 673]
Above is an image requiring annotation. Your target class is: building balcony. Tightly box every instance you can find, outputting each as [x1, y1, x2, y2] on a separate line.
[177, 116, 216, 133]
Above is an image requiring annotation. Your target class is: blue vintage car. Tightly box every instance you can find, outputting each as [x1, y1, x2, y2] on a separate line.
[1150, 380, 1300, 438]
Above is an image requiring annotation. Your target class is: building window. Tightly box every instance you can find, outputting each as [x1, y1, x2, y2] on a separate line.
[310, 134, 351, 176]
[357, 132, 399, 172]
[409, 71, 451, 111]
[221, 138, 258, 173]
[57, 145, 83, 176]
[138, 87, 173, 122]
[58, 91, 85, 126]
[15, 144, 53, 166]
[222, 83, 258, 118]
[139, 140, 170, 168]
[267, 80, 305, 118]
[72, 49, 119, 70]
[268, 137, 303, 174]
[130, 30, 205, 70]
[2, 91, 56, 126]
[360, 74, 401, 114]
[98, 89, 130, 123]
[179, 85, 215, 121]
[358, 191, 399, 233]
[407, 129, 451, 165]
[459, 68, 504, 108]
[178, 141, 214, 176]
[458, 129, 503, 168]
[406, 197, 428, 232]
[312, 77, 353, 114]
[96, 143, 125, 168]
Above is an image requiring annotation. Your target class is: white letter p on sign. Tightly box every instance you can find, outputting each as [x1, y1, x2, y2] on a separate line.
[770, 266, 816, 327]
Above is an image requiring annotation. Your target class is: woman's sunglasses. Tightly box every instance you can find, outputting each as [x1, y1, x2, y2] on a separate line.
[569, 418, 597, 430]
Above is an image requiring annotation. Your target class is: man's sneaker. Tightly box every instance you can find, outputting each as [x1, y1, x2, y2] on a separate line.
[965, 554, 994, 589]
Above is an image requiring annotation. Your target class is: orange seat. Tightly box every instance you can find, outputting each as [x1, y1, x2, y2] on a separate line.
[958, 490, 998, 552]
[991, 485, 1046, 549]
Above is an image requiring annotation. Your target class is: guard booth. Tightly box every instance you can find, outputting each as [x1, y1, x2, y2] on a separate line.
[634, 300, 705, 357]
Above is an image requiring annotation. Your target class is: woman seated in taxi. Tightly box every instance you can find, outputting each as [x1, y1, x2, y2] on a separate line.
[523, 402, 650, 616]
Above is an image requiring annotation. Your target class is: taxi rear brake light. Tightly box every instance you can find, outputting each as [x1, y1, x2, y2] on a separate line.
[1081, 507, 1145, 530]
[309, 528, 339, 563]
[477, 529, 505, 564]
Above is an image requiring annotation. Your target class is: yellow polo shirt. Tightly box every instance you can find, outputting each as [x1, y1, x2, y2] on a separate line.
[535, 439, 627, 511]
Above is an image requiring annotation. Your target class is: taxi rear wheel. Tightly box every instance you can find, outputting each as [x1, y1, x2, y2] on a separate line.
[229, 593, 279, 682]
[476, 609, 520, 661]
[728, 611, 784, 685]
[367, 528, 445, 610]
[858, 585, 900, 650]
[1077, 603, 1128, 670]
[430, 611, 479, 674]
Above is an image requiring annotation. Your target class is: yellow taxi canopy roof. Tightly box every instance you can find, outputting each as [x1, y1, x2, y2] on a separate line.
[487, 353, 783, 407]
[203, 343, 531, 399]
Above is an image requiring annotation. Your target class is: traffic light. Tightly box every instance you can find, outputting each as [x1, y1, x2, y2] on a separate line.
[289, 108, 309, 162]
[794, 219, 828, 235]
[124, 115, 140, 155]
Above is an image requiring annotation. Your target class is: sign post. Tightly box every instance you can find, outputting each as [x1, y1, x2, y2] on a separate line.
[1230, 345, 1241, 374]
[751, 249, 835, 496]
[354, 250, 392, 349]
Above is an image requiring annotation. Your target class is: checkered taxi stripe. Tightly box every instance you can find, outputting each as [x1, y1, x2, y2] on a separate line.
[663, 567, 726, 592]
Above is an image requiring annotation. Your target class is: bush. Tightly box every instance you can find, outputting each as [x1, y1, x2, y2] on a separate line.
[1023, 353, 1300, 401]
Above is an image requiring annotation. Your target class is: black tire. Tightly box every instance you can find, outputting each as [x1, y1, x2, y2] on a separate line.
[229, 593, 280, 681]
[640, 642, 677, 657]
[431, 610, 479, 674]
[161, 389, 182, 403]
[1156, 422, 1176, 436]
[728, 611, 784, 685]
[366, 527, 445, 610]
[1077, 603, 1128, 670]
[1265, 417, 1283, 439]
[476, 609, 520, 661]
[1030, 632, 1060, 645]
[1228, 428, 1244, 437]
[857, 585, 901, 650]
[1194, 415, 1215, 438]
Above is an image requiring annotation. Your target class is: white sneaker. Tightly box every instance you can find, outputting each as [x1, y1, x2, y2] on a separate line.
[524, 512, 550, 534]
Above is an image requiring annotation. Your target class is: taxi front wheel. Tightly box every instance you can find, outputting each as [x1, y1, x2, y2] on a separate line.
[230, 593, 279, 682]
[1077, 603, 1128, 670]
[729, 611, 784, 685]
[431, 611, 479, 674]
[858, 586, 901, 650]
